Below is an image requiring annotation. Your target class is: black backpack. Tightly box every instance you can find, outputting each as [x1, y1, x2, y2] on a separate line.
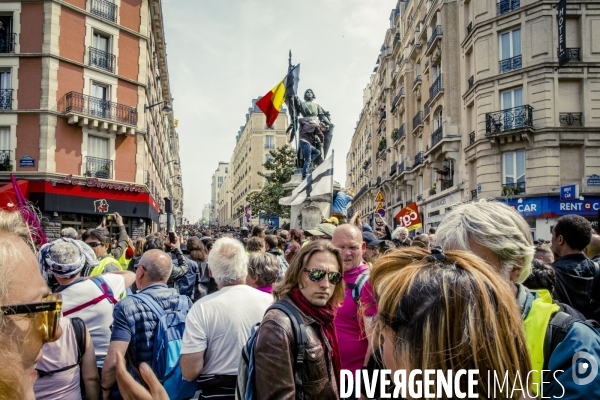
[36, 317, 86, 378]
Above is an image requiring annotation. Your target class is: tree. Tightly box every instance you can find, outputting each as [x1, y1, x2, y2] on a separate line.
[246, 145, 296, 220]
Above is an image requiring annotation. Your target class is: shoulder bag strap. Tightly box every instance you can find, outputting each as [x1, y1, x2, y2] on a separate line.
[63, 278, 117, 316]
[133, 293, 166, 318]
[543, 311, 577, 370]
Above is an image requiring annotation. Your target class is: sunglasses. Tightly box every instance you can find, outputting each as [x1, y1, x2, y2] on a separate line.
[86, 242, 103, 248]
[0, 293, 63, 342]
[303, 268, 343, 285]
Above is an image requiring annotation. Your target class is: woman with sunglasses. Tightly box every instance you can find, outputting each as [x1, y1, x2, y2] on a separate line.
[253, 240, 346, 399]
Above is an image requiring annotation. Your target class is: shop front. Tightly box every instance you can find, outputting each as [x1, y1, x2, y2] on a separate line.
[422, 191, 462, 233]
[503, 196, 600, 241]
[22, 176, 160, 240]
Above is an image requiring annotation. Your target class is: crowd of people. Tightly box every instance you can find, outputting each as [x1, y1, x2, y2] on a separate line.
[1, 200, 600, 400]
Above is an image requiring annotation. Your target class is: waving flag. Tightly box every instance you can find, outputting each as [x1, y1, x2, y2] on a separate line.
[256, 64, 300, 128]
[395, 202, 422, 231]
[279, 155, 333, 206]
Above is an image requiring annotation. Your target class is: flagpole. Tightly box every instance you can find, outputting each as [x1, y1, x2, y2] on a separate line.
[330, 150, 335, 217]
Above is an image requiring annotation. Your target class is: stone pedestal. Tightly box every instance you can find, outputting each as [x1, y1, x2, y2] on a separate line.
[283, 173, 341, 230]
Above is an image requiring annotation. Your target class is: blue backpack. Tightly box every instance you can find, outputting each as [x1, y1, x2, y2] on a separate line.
[133, 293, 197, 400]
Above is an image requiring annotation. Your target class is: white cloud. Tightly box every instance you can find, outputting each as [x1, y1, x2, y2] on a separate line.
[162, 0, 396, 222]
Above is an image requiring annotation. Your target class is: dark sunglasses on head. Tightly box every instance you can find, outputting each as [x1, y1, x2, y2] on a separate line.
[0, 292, 62, 342]
[303, 268, 343, 285]
[86, 242, 103, 248]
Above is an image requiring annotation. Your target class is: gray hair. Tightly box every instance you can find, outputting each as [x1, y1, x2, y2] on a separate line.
[138, 249, 173, 283]
[60, 227, 78, 239]
[436, 199, 534, 283]
[208, 237, 248, 286]
[392, 226, 409, 240]
[248, 253, 279, 287]
[49, 242, 80, 264]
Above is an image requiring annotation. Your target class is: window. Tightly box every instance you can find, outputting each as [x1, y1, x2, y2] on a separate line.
[86, 136, 111, 178]
[0, 70, 11, 110]
[500, 29, 521, 73]
[0, 127, 9, 168]
[225, 167, 228, 173]
[91, 82, 110, 119]
[265, 135, 275, 149]
[266, 154, 274, 163]
[501, 87, 523, 129]
[88, 136, 108, 159]
[442, 159, 455, 190]
[218, 176, 223, 188]
[503, 151, 526, 194]
[90, 31, 114, 72]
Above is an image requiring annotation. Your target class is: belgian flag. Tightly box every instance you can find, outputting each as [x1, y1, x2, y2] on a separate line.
[256, 64, 300, 128]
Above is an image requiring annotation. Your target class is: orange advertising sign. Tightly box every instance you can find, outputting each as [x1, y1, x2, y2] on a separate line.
[394, 202, 422, 231]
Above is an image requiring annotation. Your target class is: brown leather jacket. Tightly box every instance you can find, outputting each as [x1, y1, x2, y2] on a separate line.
[254, 295, 339, 400]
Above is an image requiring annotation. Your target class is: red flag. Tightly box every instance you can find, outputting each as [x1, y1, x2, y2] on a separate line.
[395, 202, 422, 231]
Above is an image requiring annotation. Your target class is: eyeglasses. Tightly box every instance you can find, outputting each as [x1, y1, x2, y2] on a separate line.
[86, 242, 103, 248]
[0, 293, 63, 342]
[303, 268, 343, 285]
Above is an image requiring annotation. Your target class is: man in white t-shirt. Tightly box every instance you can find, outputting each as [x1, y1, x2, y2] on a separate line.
[180, 237, 272, 400]
[40, 240, 135, 368]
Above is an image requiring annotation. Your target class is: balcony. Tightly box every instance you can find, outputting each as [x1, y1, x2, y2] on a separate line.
[379, 110, 386, 123]
[467, 22, 473, 36]
[391, 87, 405, 112]
[0, 150, 12, 171]
[426, 25, 443, 54]
[91, 0, 118, 22]
[499, 55, 522, 74]
[468, 75, 474, 90]
[0, 89, 12, 110]
[429, 74, 443, 101]
[414, 151, 424, 168]
[413, 75, 422, 90]
[441, 179, 454, 191]
[424, 98, 432, 119]
[85, 156, 113, 179]
[469, 131, 475, 145]
[558, 47, 581, 61]
[412, 111, 423, 133]
[393, 124, 406, 143]
[431, 126, 443, 148]
[471, 190, 477, 200]
[0, 33, 16, 53]
[497, 0, 520, 15]
[58, 91, 138, 134]
[485, 105, 533, 136]
[89, 47, 116, 73]
[377, 176, 382, 187]
[502, 181, 526, 196]
[559, 112, 583, 127]
[390, 162, 397, 176]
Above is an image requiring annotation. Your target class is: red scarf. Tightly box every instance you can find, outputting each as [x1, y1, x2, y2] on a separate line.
[289, 286, 341, 387]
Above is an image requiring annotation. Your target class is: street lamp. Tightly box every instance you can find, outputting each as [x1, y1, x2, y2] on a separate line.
[145, 101, 173, 115]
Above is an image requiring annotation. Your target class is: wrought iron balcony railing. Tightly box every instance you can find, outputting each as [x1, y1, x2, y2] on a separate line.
[58, 91, 138, 126]
[441, 179, 454, 191]
[558, 47, 581, 61]
[396, 124, 406, 142]
[471, 190, 478, 200]
[85, 156, 113, 179]
[89, 47, 116, 73]
[467, 22, 473, 36]
[0, 150, 11, 171]
[497, 0, 520, 15]
[377, 176, 382, 186]
[399, 161, 405, 174]
[427, 25, 443, 50]
[424, 98, 432, 118]
[0, 33, 16, 53]
[413, 75, 422, 89]
[390, 162, 397, 176]
[499, 55, 522, 73]
[91, 0, 118, 22]
[486, 105, 533, 135]
[414, 151, 424, 168]
[559, 112, 582, 127]
[502, 181, 526, 196]
[391, 87, 405, 112]
[469, 131, 475, 145]
[429, 74, 443, 100]
[468, 75, 474, 89]
[431, 126, 443, 148]
[0, 89, 12, 110]
[413, 111, 423, 131]
[379, 110, 386, 123]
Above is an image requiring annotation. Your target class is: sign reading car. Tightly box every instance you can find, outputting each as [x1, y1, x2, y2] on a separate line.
[395, 202, 422, 231]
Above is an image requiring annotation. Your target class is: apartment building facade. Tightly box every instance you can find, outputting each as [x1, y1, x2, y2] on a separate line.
[214, 99, 288, 227]
[210, 161, 228, 224]
[347, 0, 600, 240]
[0, 0, 182, 239]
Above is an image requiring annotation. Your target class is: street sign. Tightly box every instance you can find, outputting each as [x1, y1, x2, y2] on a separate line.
[377, 209, 386, 217]
[560, 184, 579, 201]
[19, 155, 35, 167]
[375, 191, 385, 203]
[375, 217, 385, 227]
[588, 174, 600, 186]
[375, 202, 385, 215]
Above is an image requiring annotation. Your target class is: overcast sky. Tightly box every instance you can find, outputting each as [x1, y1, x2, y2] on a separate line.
[162, 0, 396, 222]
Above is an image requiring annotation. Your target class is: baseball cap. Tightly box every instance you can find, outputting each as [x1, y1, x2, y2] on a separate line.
[305, 223, 336, 238]
[362, 231, 383, 247]
[324, 217, 339, 226]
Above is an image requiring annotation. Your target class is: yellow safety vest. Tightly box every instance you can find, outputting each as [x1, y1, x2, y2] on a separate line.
[118, 251, 131, 271]
[523, 289, 560, 397]
[90, 255, 120, 276]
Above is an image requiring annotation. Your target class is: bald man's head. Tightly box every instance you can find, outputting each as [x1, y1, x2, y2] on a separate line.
[332, 223, 365, 272]
[585, 234, 600, 260]
[138, 249, 173, 283]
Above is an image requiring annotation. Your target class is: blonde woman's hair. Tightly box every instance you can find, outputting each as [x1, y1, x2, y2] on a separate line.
[371, 247, 531, 400]
[435, 199, 534, 283]
[273, 240, 345, 306]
